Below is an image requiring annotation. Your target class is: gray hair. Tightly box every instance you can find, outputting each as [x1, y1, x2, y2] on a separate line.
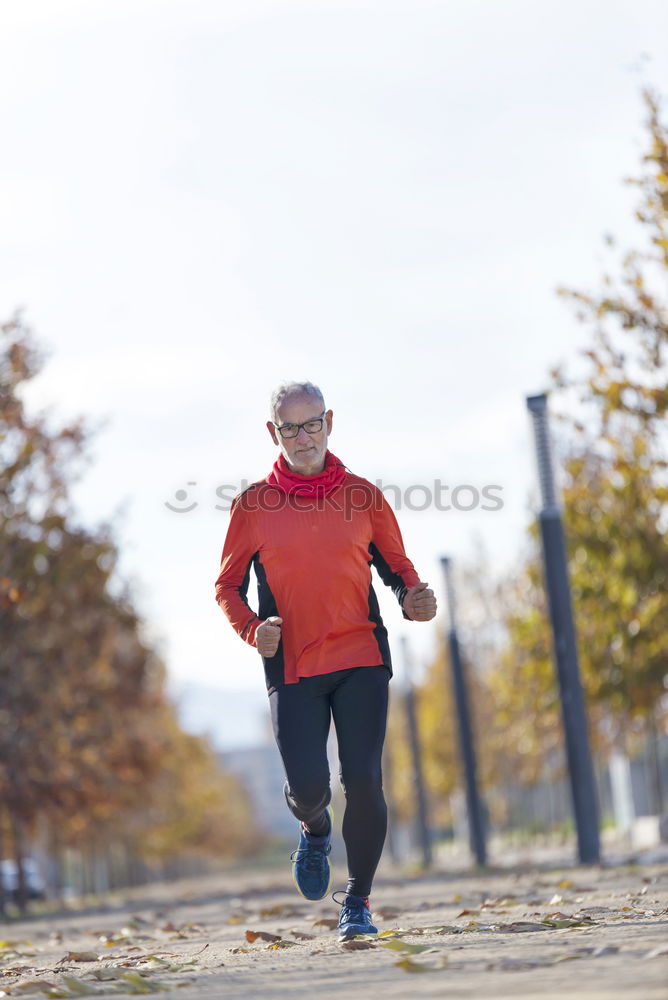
[270, 381, 326, 423]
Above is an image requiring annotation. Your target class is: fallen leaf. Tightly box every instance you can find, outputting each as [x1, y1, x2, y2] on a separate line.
[542, 917, 595, 929]
[244, 931, 281, 944]
[339, 940, 376, 950]
[60, 978, 98, 996]
[120, 972, 170, 994]
[57, 953, 99, 964]
[11, 983, 59, 995]
[311, 919, 338, 930]
[267, 941, 298, 950]
[379, 939, 433, 954]
[498, 922, 550, 933]
[395, 955, 448, 972]
[91, 968, 125, 980]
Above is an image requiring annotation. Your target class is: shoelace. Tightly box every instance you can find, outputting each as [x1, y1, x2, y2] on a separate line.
[331, 889, 371, 917]
[290, 842, 331, 871]
[340, 903, 369, 924]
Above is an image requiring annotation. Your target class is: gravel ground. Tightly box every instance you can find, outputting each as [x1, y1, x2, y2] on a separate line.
[1, 861, 666, 999]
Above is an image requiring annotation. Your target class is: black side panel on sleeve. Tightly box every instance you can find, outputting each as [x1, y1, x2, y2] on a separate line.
[253, 554, 286, 692]
[366, 575, 393, 677]
[368, 542, 409, 609]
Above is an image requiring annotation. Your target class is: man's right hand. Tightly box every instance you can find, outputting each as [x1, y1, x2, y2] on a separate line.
[255, 616, 283, 657]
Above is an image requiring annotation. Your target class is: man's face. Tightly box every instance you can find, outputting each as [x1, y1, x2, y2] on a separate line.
[266, 393, 333, 475]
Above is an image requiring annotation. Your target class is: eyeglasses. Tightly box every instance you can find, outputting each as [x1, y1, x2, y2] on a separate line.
[273, 411, 326, 439]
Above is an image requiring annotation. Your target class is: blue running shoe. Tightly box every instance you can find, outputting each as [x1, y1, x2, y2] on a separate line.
[290, 806, 333, 901]
[333, 890, 378, 938]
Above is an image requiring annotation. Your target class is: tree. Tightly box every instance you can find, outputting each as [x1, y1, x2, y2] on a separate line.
[1, 314, 255, 909]
[413, 90, 668, 835]
[551, 88, 668, 727]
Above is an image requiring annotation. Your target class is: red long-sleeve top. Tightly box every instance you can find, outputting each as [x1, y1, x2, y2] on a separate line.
[214, 471, 420, 691]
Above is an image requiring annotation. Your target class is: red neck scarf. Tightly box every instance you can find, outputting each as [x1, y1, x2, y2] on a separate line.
[266, 450, 347, 496]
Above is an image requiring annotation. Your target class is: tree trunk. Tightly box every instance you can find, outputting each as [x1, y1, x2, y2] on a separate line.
[48, 821, 64, 906]
[0, 817, 7, 917]
[646, 711, 664, 816]
[10, 813, 29, 915]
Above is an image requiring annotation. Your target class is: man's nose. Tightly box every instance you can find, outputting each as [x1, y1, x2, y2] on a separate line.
[296, 425, 311, 442]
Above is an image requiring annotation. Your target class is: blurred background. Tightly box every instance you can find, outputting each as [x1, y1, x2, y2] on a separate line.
[1, 0, 667, 912]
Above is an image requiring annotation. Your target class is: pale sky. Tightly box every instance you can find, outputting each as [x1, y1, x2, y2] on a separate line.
[2, 0, 667, 704]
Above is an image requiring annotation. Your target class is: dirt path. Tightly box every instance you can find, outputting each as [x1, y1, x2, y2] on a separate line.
[1, 861, 666, 999]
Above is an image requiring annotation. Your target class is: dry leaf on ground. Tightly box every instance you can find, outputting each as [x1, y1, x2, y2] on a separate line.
[244, 930, 281, 944]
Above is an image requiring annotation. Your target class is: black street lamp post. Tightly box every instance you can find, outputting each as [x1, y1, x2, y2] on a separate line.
[526, 392, 600, 864]
[440, 557, 487, 867]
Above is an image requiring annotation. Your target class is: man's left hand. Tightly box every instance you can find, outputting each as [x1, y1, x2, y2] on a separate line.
[403, 581, 437, 621]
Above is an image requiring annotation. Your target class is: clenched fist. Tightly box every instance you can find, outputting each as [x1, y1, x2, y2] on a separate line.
[403, 582, 437, 622]
[255, 616, 283, 657]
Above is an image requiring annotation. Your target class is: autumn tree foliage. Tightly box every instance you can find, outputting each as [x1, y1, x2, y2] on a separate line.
[489, 88, 668, 793]
[0, 315, 255, 910]
[389, 89, 668, 835]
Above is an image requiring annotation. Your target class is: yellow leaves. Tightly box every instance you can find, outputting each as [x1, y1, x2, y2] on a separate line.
[394, 954, 449, 972]
[339, 933, 450, 970]
[111, 972, 171, 994]
[378, 939, 433, 954]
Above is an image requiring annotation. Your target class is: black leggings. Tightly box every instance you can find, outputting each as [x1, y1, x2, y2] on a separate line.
[269, 664, 390, 898]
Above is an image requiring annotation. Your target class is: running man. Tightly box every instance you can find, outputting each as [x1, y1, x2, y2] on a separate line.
[214, 381, 437, 938]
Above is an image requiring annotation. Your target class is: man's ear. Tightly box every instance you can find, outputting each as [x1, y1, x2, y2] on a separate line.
[325, 409, 333, 434]
[266, 420, 280, 445]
